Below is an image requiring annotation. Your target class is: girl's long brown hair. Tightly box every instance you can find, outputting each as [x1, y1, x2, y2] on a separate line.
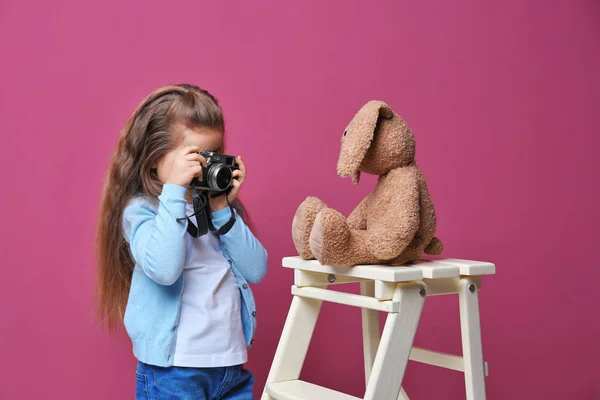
[95, 84, 248, 331]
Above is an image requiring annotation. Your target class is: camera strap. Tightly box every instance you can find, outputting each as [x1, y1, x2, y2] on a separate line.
[176, 183, 209, 238]
[176, 183, 236, 238]
[206, 191, 237, 236]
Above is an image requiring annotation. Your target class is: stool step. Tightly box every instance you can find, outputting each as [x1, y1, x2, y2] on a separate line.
[266, 380, 361, 400]
[292, 286, 399, 312]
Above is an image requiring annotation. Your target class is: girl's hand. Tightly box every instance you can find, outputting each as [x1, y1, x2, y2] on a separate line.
[165, 146, 207, 188]
[210, 155, 246, 211]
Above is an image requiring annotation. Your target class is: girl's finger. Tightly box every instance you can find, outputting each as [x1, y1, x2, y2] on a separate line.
[186, 153, 207, 167]
[232, 169, 245, 180]
[236, 156, 246, 175]
[190, 165, 203, 178]
[228, 179, 241, 200]
[181, 145, 200, 156]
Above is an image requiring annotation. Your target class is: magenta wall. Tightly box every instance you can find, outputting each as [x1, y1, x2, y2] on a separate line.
[1, 1, 599, 399]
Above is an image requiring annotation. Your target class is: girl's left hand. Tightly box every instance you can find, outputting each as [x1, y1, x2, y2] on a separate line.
[209, 155, 246, 211]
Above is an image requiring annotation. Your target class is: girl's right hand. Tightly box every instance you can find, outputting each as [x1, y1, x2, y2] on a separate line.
[165, 146, 207, 187]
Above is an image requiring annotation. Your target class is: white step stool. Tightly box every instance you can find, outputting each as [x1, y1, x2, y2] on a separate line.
[261, 257, 495, 400]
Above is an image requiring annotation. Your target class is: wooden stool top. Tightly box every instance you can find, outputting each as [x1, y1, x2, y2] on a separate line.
[283, 257, 495, 283]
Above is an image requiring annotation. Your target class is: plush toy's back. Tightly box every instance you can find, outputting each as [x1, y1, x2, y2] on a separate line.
[384, 167, 443, 265]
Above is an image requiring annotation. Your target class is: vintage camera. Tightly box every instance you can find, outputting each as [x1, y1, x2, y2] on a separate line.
[192, 151, 239, 192]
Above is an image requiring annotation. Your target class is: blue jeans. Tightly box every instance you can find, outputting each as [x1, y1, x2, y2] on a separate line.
[135, 362, 254, 400]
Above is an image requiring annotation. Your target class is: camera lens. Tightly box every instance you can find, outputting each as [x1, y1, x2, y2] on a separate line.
[209, 164, 233, 191]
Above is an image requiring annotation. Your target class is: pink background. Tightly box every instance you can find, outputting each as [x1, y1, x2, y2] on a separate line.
[1, 1, 599, 399]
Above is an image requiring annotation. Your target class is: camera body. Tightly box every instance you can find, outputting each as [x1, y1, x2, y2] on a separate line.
[192, 151, 239, 192]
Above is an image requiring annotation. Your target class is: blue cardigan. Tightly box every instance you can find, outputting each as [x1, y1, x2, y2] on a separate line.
[122, 184, 268, 367]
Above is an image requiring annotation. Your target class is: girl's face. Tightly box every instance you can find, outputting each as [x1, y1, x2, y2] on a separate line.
[155, 125, 224, 185]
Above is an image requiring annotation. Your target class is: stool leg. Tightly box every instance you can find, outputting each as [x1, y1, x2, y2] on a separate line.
[397, 387, 410, 400]
[364, 282, 425, 400]
[360, 281, 381, 384]
[459, 278, 487, 400]
[261, 295, 324, 400]
[362, 282, 411, 400]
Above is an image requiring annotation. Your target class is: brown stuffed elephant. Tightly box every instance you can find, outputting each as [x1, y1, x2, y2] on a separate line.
[292, 100, 443, 267]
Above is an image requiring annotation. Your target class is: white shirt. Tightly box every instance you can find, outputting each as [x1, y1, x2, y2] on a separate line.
[172, 203, 248, 367]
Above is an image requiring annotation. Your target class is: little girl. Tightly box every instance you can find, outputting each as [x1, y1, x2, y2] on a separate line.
[96, 84, 267, 400]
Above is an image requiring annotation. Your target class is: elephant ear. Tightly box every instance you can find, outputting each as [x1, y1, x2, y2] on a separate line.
[337, 101, 394, 184]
